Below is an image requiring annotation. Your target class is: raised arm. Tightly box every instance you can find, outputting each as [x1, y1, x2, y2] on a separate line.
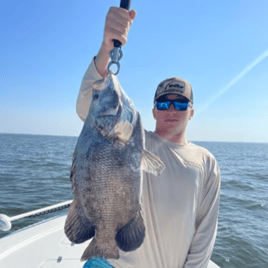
[76, 7, 137, 121]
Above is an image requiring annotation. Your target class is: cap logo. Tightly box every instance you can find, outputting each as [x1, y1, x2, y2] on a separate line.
[166, 81, 185, 93]
[168, 84, 183, 88]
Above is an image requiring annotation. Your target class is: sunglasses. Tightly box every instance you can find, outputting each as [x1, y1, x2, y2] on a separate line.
[155, 100, 192, 111]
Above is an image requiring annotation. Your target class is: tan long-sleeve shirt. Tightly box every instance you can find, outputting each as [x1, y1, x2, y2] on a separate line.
[76, 58, 221, 268]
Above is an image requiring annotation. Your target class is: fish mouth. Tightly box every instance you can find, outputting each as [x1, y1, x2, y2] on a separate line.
[99, 105, 119, 117]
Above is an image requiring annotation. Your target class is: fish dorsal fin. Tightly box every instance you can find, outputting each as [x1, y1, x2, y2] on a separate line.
[141, 150, 165, 176]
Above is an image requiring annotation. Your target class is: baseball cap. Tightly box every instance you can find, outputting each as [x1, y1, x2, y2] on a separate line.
[154, 77, 193, 104]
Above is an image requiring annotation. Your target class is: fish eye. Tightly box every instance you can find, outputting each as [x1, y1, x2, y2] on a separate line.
[93, 93, 99, 100]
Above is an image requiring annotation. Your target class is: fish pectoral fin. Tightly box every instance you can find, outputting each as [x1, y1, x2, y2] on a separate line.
[141, 149, 165, 176]
[64, 198, 95, 244]
[110, 120, 133, 145]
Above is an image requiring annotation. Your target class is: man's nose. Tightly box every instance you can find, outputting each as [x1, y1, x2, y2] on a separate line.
[168, 103, 176, 111]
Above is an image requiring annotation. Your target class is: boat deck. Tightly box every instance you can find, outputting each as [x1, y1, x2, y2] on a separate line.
[0, 214, 220, 268]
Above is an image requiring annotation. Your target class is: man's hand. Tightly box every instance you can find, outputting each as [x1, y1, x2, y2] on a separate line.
[103, 7, 137, 52]
[95, 7, 137, 77]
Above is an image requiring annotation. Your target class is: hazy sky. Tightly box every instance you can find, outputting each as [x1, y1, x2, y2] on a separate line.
[1, 0, 268, 142]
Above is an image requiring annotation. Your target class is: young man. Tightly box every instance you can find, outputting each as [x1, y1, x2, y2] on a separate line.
[77, 7, 221, 268]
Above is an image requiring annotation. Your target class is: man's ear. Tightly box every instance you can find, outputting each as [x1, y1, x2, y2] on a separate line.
[189, 108, 194, 120]
[152, 108, 157, 119]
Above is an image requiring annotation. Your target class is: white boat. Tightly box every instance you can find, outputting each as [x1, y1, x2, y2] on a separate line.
[0, 202, 220, 268]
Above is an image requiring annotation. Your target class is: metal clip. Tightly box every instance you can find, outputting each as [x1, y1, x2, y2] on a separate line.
[108, 47, 123, 75]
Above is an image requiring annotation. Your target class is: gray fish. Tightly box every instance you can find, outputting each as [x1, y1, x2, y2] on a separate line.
[64, 73, 165, 262]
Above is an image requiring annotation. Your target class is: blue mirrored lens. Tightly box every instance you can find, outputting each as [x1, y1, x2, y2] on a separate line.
[157, 101, 171, 110]
[174, 101, 188, 110]
[156, 101, 188, 110]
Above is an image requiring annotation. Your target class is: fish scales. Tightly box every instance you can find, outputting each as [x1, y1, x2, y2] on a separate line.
[89, 146, 139, 226]
[64, 73, 165, 262]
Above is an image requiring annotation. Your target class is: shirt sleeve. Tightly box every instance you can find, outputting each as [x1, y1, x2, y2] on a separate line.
[183, 157, 221, 268]
[76, 56, 104, 122]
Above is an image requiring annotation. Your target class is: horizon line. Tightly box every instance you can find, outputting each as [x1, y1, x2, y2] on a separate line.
[1, 131, 267, 144]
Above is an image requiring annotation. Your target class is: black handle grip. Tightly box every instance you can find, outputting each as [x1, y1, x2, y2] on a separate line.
[120, 0, 132, 10]
[113, 0, 132, 48]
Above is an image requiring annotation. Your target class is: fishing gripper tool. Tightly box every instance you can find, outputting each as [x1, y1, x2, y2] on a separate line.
[107, 0, 132, 75]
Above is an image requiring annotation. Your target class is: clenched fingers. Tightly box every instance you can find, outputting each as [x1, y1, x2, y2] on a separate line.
[103, 7, 136, 48]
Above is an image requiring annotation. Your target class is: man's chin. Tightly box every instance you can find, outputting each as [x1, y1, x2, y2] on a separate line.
[163, 121, 180, 128]
[161, 122, 182, 131]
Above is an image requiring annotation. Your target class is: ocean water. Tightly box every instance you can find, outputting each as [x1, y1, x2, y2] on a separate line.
[0, 133, 267, 268]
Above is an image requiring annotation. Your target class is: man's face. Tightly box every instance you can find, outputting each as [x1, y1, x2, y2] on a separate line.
[152, 94, 194, 134]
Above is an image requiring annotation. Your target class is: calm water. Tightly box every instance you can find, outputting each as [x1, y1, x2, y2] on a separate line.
[0, 133, 267, 268]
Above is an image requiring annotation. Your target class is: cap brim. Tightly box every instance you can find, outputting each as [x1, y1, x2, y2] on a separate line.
[155, 92, 192, 102]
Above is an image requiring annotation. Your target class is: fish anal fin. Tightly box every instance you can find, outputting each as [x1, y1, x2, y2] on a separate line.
[115, 207, 145, 252]
[64, 198, 95, 244]
[141, 149, 165, 176]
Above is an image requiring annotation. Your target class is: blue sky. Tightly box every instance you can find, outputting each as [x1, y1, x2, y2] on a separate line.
[1, 0, 268, 142]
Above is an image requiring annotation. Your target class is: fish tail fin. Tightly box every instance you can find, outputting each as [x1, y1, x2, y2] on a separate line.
[141, 149, 165, 176]
[81, 237, 119, 262]
[115, 207, 145, 252]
